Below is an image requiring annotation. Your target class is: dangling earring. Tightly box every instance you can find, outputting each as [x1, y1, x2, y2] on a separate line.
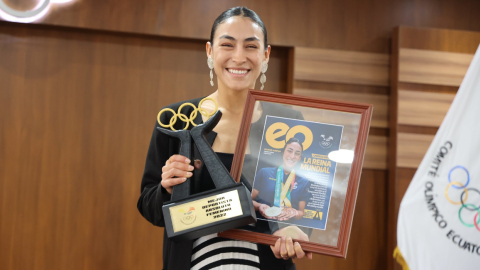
[207, 57, 214, 86]
[260, 61, 268, 90]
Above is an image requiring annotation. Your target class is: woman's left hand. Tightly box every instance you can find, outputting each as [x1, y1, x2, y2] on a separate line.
[270, 227, 312, 260]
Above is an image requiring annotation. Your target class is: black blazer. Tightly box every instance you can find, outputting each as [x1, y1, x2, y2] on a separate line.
[137, 97, 302, 270]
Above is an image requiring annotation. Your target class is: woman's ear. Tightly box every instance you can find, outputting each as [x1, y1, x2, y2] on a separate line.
[264, 45, 271, 63]
[206, 42, 213, 58]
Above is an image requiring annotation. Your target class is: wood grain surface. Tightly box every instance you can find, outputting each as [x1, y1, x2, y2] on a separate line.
[1, 0, 480, 53]
[294, 47, 389, 86]
[399, 48, 473, 86]
[396, 133, 434, 168]
[398, 26, 480, 54]
[294, 88, 388, 128]
[398, 89, 455, 127]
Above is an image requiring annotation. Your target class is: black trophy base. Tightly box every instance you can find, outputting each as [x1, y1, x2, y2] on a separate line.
[163, 183, 256, 242]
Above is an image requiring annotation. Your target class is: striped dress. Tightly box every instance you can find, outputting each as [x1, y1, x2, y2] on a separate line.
[190, 153, 260, 269]
[190, 233, 260, 270]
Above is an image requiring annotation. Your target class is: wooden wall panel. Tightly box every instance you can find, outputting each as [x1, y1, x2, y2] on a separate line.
[398, 27, 480, 53]
[294, 47, 390, 86]
[398, 90, 455, 127]
[364, 135, 388, 170]
[399, 48, 473, 86]
[396, 133, 434, 168]
[293, 88, 388, 128]
[0, 24, 288, 270]
[2, 0, 480, 53]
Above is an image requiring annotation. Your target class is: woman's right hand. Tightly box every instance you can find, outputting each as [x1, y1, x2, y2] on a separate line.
[161, 155, 197, 194]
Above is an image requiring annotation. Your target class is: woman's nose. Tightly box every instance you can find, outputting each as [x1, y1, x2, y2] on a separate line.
[232, 47, 246, 63]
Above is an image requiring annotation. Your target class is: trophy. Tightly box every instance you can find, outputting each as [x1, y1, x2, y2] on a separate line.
[156, 98, 256, 242]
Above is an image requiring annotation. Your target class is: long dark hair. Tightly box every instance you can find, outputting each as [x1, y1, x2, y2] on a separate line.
[210, 7, 268, 49]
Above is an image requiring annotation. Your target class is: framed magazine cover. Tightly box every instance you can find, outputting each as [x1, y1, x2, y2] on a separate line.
[218, 90, 373, 258]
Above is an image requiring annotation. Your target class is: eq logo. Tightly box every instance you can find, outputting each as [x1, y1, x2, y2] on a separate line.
[265, 122, 313, 150]
[444, 166, 480, 232]
[0, 0, 75, 23]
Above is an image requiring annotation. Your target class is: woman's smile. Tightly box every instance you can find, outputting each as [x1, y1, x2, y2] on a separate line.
[284, 157, 298, 167]
[226, 68, 251, 77]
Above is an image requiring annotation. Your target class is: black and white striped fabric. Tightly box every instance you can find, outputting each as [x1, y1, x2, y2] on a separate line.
[190, 233, 260, 270]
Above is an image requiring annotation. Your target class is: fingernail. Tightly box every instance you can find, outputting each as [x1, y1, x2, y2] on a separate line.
[181, 178, 187, 181]
[294, 242, 300, 246]
[286, 236, 292, 241]
[187, 172, 193, 177]
[282, 236, 286, 240]
[188, 165, 194, 170]
[185, 158, 191, 163]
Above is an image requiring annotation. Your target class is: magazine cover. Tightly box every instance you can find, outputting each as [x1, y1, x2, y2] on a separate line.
[252, 115, 344, 230]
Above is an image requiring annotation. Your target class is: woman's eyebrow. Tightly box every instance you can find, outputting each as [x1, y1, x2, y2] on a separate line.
[218, 35, 260, 42]
[244, 37, 260, 42]
[218, 35, 235, 41]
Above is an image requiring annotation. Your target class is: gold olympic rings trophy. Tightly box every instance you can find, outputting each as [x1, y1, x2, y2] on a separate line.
[157, 97, 256, 242]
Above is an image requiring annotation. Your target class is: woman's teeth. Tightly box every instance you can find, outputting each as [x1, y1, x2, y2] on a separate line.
[228, 69, 248, 74]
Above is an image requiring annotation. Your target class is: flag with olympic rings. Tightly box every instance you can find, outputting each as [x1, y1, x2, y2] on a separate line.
[396, 44, 480, 270]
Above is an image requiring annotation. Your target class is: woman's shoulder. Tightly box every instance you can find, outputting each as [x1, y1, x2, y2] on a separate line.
[258, 167, 277, 176]
[161, 96, 205, 111]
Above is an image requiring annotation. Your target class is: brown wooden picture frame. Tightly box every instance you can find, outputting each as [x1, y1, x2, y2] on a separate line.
[218, 90, 373, 258]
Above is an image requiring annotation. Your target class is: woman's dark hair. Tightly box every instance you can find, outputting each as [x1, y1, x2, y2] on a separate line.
[283, 137, 304, 154]
[210, 7, 268, 49]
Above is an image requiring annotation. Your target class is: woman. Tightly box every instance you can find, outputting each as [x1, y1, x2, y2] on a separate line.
[253, 138, 310, 222]
[137, 7, 312, 270]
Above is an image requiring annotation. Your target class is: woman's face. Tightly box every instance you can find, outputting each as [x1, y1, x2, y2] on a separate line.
[282, 142, 302, 171]
[207, 16, 270, 91]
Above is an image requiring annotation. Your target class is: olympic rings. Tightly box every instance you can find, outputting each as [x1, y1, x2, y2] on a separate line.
[444, 181, 468, 205]
[198, 97, 218, 119]
[475, 213, 480, 232]
[460, 188, 480, 211]
[458, 203, 480, 228]
[448, 165, 470, 189]
[444, 166, 480, 232]
[157, 97, 218, 131]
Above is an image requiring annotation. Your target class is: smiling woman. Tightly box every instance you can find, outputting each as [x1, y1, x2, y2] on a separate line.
[253, 137, 309, 223]
[206, 12, 270, 94]
[137, 6, 311, 270]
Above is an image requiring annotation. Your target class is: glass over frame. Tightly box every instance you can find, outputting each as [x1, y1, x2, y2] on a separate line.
[235, 100, 362, 248]
[220, 90, 372, 257]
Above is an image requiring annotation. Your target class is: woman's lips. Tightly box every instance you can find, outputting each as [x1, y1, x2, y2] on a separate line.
[286, 159, 297, 165]
[226, 68, 250, 77]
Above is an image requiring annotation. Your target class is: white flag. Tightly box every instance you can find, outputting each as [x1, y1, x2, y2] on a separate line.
[396, 44, 480, 270]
